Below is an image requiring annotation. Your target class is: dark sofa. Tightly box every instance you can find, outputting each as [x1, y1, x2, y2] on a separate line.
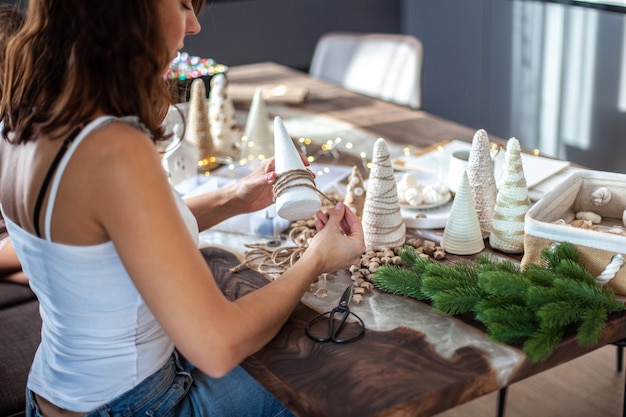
[0, 281, 40, 417]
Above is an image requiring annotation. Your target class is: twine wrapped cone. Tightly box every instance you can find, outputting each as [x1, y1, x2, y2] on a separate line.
[467, 129, 497, 238]
[441, 171, 485, 255]
[344, 166, 366, 218]
[273, 116, 321, 221]
[489, 137, 530, 254]
[208, 74, 240, 160]
[184, 78, 218, 170]
[241, 87, 274, 165]
[361, 138, 406, 250]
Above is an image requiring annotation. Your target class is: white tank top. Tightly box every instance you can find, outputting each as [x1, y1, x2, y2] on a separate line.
[1, 116, 199, 412]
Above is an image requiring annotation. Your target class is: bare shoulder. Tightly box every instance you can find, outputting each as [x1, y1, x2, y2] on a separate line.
[72, 120, 163, 179]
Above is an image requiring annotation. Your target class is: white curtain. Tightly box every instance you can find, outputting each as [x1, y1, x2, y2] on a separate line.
[509, 1, 599, 158]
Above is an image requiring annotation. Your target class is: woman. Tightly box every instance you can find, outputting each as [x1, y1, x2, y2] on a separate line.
[0, 1, 365, 416]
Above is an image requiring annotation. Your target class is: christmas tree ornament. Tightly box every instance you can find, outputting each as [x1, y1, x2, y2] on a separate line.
[184, 78, 218, 171]
[361, 138, 406, 250]
[208, 73, 240, 160]
[489, 138, 530, 254]
[440, 171, 485, 255]
[241, 87, 273, 166]
[344, 166, 366, 218]
[273, 116, 321, 221]
[467, 129, 497, 238]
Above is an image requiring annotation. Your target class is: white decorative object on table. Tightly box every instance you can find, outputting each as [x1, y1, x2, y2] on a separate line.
[361, 138, 406, 250]
[440, 171, 485, 255]
[273, 116, 321, 221]
[184, 78, 217, 170]
[208, 73, 240, 160]
[467, 129, 497, 238]
[241, 87, 274, 166]
[490, 138, 530, 254]
[591, 187, 612, 206]
[161, 141, 200, 187]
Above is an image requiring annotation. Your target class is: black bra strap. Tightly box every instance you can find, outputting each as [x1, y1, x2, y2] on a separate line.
[33, 128, 82, 238]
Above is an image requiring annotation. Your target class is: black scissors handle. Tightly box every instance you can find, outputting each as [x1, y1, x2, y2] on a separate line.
[305, 301, 365, 343]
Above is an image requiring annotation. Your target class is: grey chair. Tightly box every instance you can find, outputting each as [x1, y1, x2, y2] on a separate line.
[309, 32, 423, 109]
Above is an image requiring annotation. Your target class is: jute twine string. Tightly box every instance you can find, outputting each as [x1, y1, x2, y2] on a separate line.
[229, 191, 343, 279]
[272, 169, 337, 205]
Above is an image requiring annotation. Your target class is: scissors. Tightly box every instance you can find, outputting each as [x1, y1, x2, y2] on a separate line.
[305, 285, 365, 343]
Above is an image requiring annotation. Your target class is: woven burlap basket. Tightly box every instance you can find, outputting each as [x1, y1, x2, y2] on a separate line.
[522, 170, 626, 295]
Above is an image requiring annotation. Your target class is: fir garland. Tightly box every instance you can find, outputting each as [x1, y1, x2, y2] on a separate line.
[372, 242, 625, 361]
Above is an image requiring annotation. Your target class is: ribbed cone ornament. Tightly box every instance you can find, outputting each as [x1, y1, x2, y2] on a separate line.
[467, 129, 497, 238]
[441, 171, 485, 255]
[208, 74, 240, 160]
[184, 78, 218, 170]
[344, 166, 366, 218]
[273, 116, 321, 221]
[241, 87, 273, 165]
[489, 137, 530, 254]
[361, 138, 406, 250]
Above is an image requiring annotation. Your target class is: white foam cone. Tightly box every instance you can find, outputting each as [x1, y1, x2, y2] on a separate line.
[208, 74, 240, 160]
[241, 88, 273, 165]
[273, 116, 321, 221]
[441, 171, 485, 255]
[467, 129, 497, 238]
[361, 138, 406, 250]
[489, 137, 529, 254]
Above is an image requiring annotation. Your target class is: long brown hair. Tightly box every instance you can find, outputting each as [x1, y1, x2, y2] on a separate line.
[0, 5, 25, 82]
[1, 0, 206, 144]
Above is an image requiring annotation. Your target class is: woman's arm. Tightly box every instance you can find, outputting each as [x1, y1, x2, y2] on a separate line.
[183, 159, 278, 231]
[184, 155, 311, 231]
[85, 124, 364, 378]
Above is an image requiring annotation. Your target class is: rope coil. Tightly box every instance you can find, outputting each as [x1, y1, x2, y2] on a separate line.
[272, 169, 337, 205]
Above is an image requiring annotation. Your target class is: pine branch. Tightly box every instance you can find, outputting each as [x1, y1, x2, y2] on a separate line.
[526, 286, 560, 310]
[420, 262, 479, 299]
[479, 305, 538, 344]
[399, 246, 432, 276]
[522, 264, 557, 287]
[476, 254, 520, 274]
[478, 271, 530, 304]
[554, 259, 597, 285]
[536, 301, 583, 329]
[524, 326, 565, 361]
[372, 265, 428, 300]
[553, 278, 620, 311]
[430, 286, 483, 315]
[577, 307, 608, 346]
[540, 242, 582, 270]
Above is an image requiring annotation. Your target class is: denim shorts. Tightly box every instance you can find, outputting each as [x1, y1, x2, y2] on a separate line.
[26, 351, 294, 417]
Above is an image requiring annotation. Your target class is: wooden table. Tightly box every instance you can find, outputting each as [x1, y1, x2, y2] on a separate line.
[203, 62, 626, 417]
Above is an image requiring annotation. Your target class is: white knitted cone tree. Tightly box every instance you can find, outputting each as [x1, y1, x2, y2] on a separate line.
[208, 74, 240, 160]
[467, 129, 497, 238]
[184, 78, 218, 170]
[440, 171, 485, 255]
[344, 166, 366, 218]
[489, 137, 530, 254]
[361, 138, 406, 250]
[273, 117, 321, 221]
[241, 87, 273, 165]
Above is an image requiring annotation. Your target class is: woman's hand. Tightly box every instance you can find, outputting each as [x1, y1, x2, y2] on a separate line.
[231, 154, 313, 214]
[230, 158, 278, 214]
[304, 202, 365, 275]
